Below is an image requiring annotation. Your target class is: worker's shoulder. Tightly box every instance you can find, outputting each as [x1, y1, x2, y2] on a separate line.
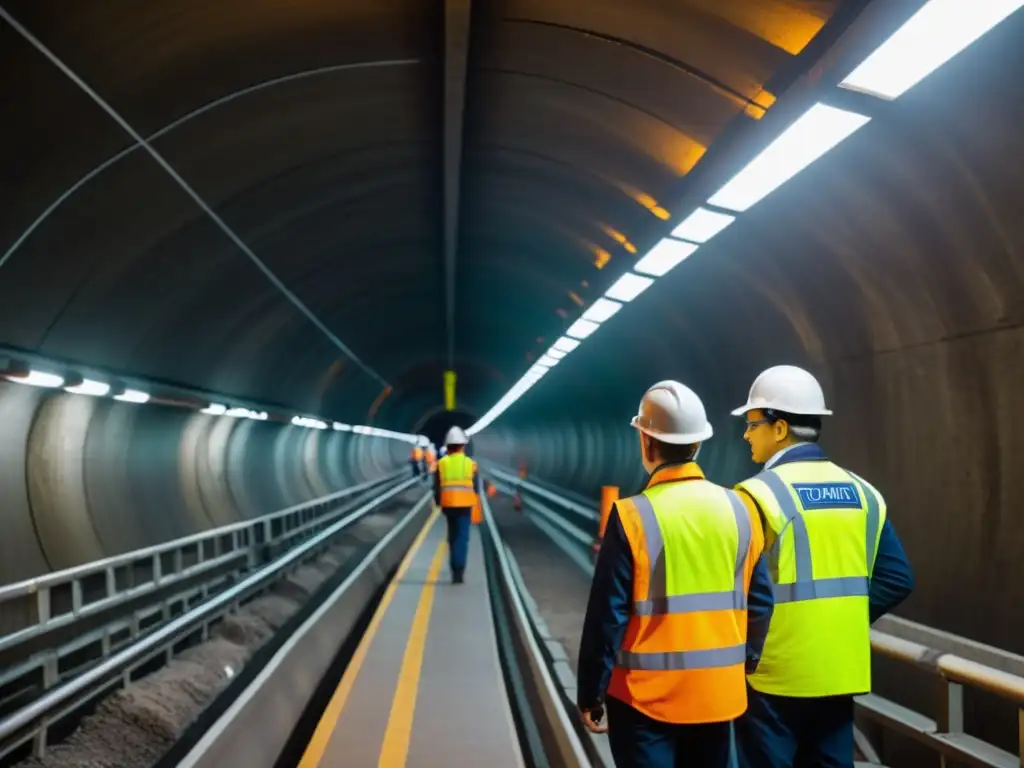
[837, 465, 887, 505]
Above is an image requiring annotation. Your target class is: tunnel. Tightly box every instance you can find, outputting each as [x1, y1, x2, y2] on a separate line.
[1, 1, 1023, 766]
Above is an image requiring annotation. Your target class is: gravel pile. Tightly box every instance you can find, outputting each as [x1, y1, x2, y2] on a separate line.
[14, 535, 367, 768]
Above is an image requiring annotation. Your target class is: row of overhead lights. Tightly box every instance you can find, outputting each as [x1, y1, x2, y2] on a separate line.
[466, 0, 1023, 436]
[2, 359, 425, 445]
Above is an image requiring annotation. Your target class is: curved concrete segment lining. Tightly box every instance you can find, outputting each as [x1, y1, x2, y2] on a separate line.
[0, 387, 405, 584]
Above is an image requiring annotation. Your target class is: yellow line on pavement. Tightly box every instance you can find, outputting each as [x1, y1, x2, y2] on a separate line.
[297, 506, 439, 768]
[377, 539, 448, 766]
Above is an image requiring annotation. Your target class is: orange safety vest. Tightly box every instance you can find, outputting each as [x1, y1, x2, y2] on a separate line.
[438, 453, 478, 509]
[425, 450, 437, 472]
[607, 463, 764, 724]
[412, 447, 424, 462]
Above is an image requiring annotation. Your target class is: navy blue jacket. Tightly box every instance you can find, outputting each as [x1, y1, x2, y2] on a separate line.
[576, 464, 776, 711]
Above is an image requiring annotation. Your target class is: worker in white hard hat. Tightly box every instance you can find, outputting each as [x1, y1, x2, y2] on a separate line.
[577, 380, 775, 766]
[730, 365, 914, 768]
[433, 425, 480, 584]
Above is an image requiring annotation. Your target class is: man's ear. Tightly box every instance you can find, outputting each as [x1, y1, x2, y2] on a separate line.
[773, 419, 789, 443]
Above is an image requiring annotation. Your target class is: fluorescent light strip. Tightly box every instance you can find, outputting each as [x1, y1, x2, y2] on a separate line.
[840, 0, 1024, 100]
[7, 370, 64, 388]
[547, 348, 567, 360]
[115, 389, 150, 404]
[582, 297, 622, 323]
[605, 273, 654, 302]
[552, 336, 580, 353]
[567, 318, 600, 339]
[536, 353, 560, 367]
[634, 239, 699, 277]
[707, 104, 871, 213]
[670, 207, 735, 243]
[65, 378, 110, 397]
[0, 355, 420, 443]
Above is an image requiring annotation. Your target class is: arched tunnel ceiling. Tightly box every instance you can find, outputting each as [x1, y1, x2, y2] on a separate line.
[0, 0, 867, 429]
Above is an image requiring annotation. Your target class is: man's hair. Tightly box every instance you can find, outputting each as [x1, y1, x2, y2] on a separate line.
[647, 436, 699, 464]
[764, 409, 822, 442]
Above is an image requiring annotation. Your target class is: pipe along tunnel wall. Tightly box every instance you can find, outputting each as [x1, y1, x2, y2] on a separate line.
[0, 380, 406, 586]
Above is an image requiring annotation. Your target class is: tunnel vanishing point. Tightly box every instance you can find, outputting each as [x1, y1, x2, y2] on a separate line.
[1, 1, 1024, 764]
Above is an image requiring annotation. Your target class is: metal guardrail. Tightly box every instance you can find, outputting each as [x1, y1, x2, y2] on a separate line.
[0, 474, 418, 760]
[0, 471, 402, 646]
[173, 491, 434, 768]
[0, 472, 404, 723]
[486, 465, 597, 523]
[491, 464, 1024, 768]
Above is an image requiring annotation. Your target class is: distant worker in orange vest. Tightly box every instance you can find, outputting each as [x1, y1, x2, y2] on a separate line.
[434, 426, 480, 584]
[576, 380, 776, 766]
[410, 442, 425, 478]
[425, 444, 437, 474]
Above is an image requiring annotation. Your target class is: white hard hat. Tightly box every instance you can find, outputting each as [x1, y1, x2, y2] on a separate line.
[731, 365, 833, 417]
[445, 426, 469, 445]
[630, 380, 713, 444]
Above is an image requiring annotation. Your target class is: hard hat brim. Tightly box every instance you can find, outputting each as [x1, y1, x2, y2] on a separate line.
[630, 416, 713, 444]
[731, 401, 833, 417]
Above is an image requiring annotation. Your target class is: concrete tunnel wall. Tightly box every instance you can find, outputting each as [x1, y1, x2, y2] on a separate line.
[473, 19, 1024, 666]
[0, 380, 407, 585]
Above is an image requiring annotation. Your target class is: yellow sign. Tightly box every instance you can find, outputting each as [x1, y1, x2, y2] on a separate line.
[444, 370, 457, 411]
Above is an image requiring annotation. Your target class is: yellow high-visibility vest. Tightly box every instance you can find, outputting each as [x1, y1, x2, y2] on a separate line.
[737, 459, 886, 697]
[438, 453, 477, 509]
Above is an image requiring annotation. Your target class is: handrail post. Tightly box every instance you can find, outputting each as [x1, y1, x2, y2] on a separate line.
[936, 678, 963, 768]
[1018, 708, 1023, 768]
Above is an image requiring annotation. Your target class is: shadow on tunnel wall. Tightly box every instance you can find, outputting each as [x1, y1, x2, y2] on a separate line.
[0, 381, 405, 585]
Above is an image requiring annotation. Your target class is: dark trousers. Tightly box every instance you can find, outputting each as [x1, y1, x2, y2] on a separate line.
[443, 508, 471, 576]
[735, 685, 854, 768]
[410, 460, 421, 477]
[606, 696, 734, 767]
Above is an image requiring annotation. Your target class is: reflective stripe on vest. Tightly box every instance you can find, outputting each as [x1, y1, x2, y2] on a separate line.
[755, 469, 879, 603]
[738, 459, 887, 698]
[607, 474, 759, 724]
[439, 454, 477, 508]
[630, 492, 752, 617]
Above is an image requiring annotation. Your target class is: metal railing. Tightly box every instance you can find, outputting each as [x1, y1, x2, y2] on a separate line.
[0, 471, 401, 644]
[490, 464, 1024, 768]
[172, 491, 434, 768]
[479, 489, 592, 767]
[0, 472, 416, 760]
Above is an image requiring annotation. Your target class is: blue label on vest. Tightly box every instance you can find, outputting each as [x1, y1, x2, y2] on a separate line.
[791, 482, 860, 510]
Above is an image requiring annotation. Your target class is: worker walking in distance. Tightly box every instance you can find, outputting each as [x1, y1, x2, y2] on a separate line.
[434, 426, 481, 584]
[577, 380, 775, 766]
[731, 365, 914, 768]
[410, 441, 425, 478]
